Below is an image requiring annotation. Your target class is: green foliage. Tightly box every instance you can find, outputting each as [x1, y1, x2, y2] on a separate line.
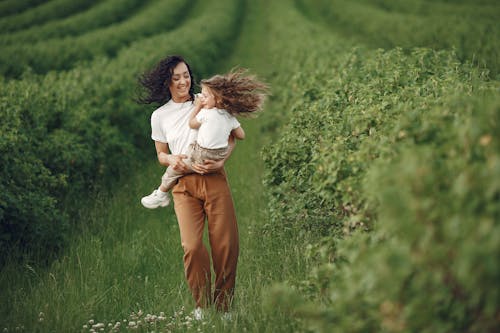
[0, 0, 193, 78]
[295, 94, 499, 333]
[261, 1, 499, 331]
[0, 0, 147, 46]
[0, 0, 46, 19]
[297, 0, 500, 77]
[0, 0, 101, 33]
[0, 0, 244, 259]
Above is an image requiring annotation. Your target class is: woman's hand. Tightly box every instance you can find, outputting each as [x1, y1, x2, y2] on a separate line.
[165, 154, 189, 173]
[192, 159, 225, 174]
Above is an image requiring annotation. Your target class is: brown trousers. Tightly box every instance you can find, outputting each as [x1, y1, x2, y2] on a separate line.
[172, 170, 239, 311]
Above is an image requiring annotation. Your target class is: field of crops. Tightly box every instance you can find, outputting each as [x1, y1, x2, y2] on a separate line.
[1, 0, 499, 332]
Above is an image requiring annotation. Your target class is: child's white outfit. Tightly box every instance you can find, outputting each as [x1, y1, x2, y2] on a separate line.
[141, 107, 240, 209]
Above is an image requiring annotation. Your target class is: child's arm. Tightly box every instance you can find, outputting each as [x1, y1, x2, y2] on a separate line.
[231, 126, 245, 140]
[189, 98, 203, 129]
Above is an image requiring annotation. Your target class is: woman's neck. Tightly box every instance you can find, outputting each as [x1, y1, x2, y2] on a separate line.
[171, 96, 191, 103]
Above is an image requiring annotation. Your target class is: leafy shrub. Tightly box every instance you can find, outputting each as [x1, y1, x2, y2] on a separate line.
[0, 0, 193, 78]
[0, 0, 99, 33]
[261, 2, 499, 331]
[297, 0, 500, 77]
[0, 0, 147, 46]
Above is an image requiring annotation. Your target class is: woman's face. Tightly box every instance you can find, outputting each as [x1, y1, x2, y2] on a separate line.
[200, 85, 216, 109]
[169, 62, 191, 102]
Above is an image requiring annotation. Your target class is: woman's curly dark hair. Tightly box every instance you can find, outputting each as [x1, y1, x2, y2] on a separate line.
[137, 55, 195, 105]
[201, 68, 269, 117]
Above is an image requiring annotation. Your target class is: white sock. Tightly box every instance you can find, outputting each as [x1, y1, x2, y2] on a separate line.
[157, 188, 168, 197]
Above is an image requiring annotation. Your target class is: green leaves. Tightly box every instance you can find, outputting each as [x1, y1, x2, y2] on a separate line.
[261, 7, 500, 329]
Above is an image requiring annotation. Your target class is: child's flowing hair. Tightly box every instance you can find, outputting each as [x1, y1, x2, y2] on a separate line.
[201, 68, 269, 117]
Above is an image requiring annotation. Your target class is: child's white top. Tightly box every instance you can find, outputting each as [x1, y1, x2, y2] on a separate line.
[195, 108, 240, 149]
[150, 100, 198, 155]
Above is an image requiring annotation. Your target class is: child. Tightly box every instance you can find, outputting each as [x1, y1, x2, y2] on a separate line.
[141, 68, 268, 209]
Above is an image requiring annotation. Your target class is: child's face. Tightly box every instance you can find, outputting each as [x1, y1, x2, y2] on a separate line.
[200, 85, 216, 109]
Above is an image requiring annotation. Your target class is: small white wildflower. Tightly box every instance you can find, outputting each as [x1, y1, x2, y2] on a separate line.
[128, 321, 136, 327]
[88, 319, 94, 325]
[137, 310, 143, 317]
[92, 323, 105, 329]
[82, 325, 88, 329]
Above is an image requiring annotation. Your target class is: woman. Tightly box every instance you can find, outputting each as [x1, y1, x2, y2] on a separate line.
[138, 55, 239, 315]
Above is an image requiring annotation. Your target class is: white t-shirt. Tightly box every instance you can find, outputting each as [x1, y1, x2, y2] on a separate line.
[195, 108, 240, 149]
[150, 100, 198, 155]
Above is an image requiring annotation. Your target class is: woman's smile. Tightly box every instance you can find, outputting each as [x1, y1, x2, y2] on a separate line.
[169, 62, 191, 102]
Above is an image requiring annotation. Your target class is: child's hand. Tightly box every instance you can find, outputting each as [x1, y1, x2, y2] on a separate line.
[166, 154, 189, 173]
[194, 93, 204, 108]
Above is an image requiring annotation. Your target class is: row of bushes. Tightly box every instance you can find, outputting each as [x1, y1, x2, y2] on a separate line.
[0, 0, 100, 33]
[0, 0, 194, 78]
[355, 0, 499, 19]
[296, 0, 500, 78]
[262, 1, 499, 331]
[0, 0, 148, 46]
[0, 0, 245, 261]
[0, 0, 46, 18]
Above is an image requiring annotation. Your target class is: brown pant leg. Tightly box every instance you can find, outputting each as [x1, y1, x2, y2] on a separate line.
[204, 171, 239, 311]
[172, 175, 211, 308]
[172, 171, 239, 311]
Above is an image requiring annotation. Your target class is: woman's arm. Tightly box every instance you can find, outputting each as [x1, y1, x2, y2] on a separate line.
[191, 134, 236, 174]
[154, 141, 190, 173]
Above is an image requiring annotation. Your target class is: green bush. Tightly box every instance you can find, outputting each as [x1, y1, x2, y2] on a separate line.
[0, 0, 147, 46]
[0, 0, 193, 78]
[0, 0, 46, 19]
[291, 92, 499, 332]
[260, 1, 499, 330]
[0, 0, 100, 33]
[297, 0, 500, 77]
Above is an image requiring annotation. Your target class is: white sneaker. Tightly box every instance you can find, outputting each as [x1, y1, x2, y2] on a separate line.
[141, 189, 170, 209]
[192, 307, 204, 321]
